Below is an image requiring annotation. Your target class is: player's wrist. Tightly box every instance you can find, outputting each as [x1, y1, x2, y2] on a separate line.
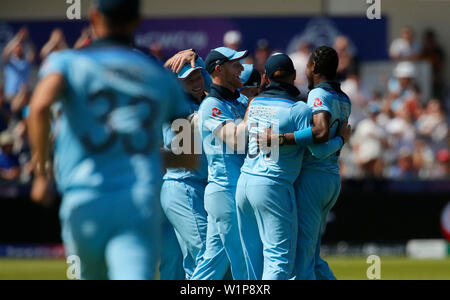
[279, 134, 286, 146]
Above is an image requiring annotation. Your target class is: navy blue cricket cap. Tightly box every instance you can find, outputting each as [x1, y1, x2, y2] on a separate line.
[205, 47, 249, 74]
[93, 0, 140, 22]
[240, 64, 261, 88]
[265, 53, 295, 79]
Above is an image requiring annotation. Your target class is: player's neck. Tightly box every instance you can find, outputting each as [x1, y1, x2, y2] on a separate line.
[212, 78, 237, 94]
[314, 75, 332, 88]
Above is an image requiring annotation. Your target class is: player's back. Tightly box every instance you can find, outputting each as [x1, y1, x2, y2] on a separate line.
[41, 40, 188, 193]
[241, 93, 311, 184]
[303, 82, 352, 174]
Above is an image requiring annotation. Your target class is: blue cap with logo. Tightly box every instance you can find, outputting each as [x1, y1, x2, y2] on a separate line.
[205, 47, 248, 74]
[265, 53, 295, 79]
[177, 57, 205, 80]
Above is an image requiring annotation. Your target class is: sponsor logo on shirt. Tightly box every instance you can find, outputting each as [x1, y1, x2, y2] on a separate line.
[212, 107, 222, 117]
[314, 98, 323, 107]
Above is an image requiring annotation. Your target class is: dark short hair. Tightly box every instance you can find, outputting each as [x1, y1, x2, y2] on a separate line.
[96, 0, 140, 26]
[310, 46, 339, 80]
[271, 70, 295, 83]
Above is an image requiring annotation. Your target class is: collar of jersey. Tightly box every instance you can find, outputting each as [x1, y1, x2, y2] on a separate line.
[209, 84, 240, 101]
[88, 35, 134, 49]
[314, 81, 343, 94]
[261, 81, 300, 101]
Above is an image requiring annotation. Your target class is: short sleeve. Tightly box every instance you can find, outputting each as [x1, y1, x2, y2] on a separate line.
[289, 102, 312, 131]
[38, 51, 70, 79]
[307, 88, 331, 116]
[199, 97, 235, 134]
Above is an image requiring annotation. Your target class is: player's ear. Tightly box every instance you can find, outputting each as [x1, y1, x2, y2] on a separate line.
[88, 8, 102, 37]
[263, 73, 270, 85]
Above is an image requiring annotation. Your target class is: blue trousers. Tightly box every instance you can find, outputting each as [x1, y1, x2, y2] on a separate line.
[236, 174, 298, 280]
[160, 179, 208, 279]
[191, 182, 247, 280]
[60, 188, 161, 280]
[293, 169, 341, 280]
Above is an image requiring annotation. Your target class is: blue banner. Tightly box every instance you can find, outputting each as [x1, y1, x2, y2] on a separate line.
[0, 16, 387, 63]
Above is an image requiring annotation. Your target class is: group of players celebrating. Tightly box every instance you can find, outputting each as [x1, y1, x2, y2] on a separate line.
[28, 0, 351, 280]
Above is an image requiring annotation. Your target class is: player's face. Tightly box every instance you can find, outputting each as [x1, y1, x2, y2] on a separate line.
[183, 69, 205, 101]
[222, 61, 244, 91]
[306, 57, 315, 90]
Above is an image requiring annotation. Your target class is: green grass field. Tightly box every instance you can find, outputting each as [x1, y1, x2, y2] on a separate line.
[1, 257, 449, 280]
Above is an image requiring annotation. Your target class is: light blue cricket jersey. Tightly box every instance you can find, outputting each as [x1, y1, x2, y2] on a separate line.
[241, 81, 311, 184]
[198, 84, 248, 187]
[302, 81, 352, 175]
[39, 37, 190, 194]
[163, 94, 208, 182]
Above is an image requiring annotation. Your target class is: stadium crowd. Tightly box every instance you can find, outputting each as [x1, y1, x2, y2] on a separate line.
[0, 25, 448, 184]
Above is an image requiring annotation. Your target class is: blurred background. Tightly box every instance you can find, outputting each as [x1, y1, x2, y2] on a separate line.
[0, 0, 449, 279]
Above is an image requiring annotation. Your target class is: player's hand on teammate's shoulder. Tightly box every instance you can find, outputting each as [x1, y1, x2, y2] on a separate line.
[339, 119, 352, 144]
[164, 49, 197, 73]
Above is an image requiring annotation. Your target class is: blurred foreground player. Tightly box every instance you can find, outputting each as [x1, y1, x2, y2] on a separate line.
[28, 0, 194, 280]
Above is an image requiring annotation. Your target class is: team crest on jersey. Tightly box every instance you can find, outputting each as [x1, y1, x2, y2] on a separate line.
[212, 107, 222, 117]
[314, 98, 323, 107]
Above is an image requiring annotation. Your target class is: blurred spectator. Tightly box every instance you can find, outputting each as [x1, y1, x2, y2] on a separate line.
[149, 41, 165, 62]
[2, 27, 36, 101]
[412, 139, 435, 179]
[40, 28, 69, 60]
[389, 27, 421, 61]
[416, 99, 448, 151]
[253, 39, 271, 73]
[334, 35, 358, 81]
[74, 27, 95, 49]
[388, 61, 417, 113]
[420, 29, 445, 99]
[289, 42, 312, 89]
[0, 85, 9, 132]
[389, 147, 418, 180]
[0, 131, 20, 182]
[341, 74, 370, 127]
[223, 30, 242, 51]
[351, 103, 387, 178]
[430, 149, 450, 179]
[386, 106, 417, 153]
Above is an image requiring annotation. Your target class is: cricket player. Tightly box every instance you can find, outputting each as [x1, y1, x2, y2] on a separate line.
[28, 0, 195, 280]
[236, 53, 349, 280]
[259, 46, 352, 280]
[191, 47, 249, 280]
[160, 57, 209, 279]
[238, 64, 262, 100]
[295, 47, 351, 280]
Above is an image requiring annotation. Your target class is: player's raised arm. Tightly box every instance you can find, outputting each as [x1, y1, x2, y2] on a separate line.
[164, 49, 198, 73]
[28, 73, 64, 204]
